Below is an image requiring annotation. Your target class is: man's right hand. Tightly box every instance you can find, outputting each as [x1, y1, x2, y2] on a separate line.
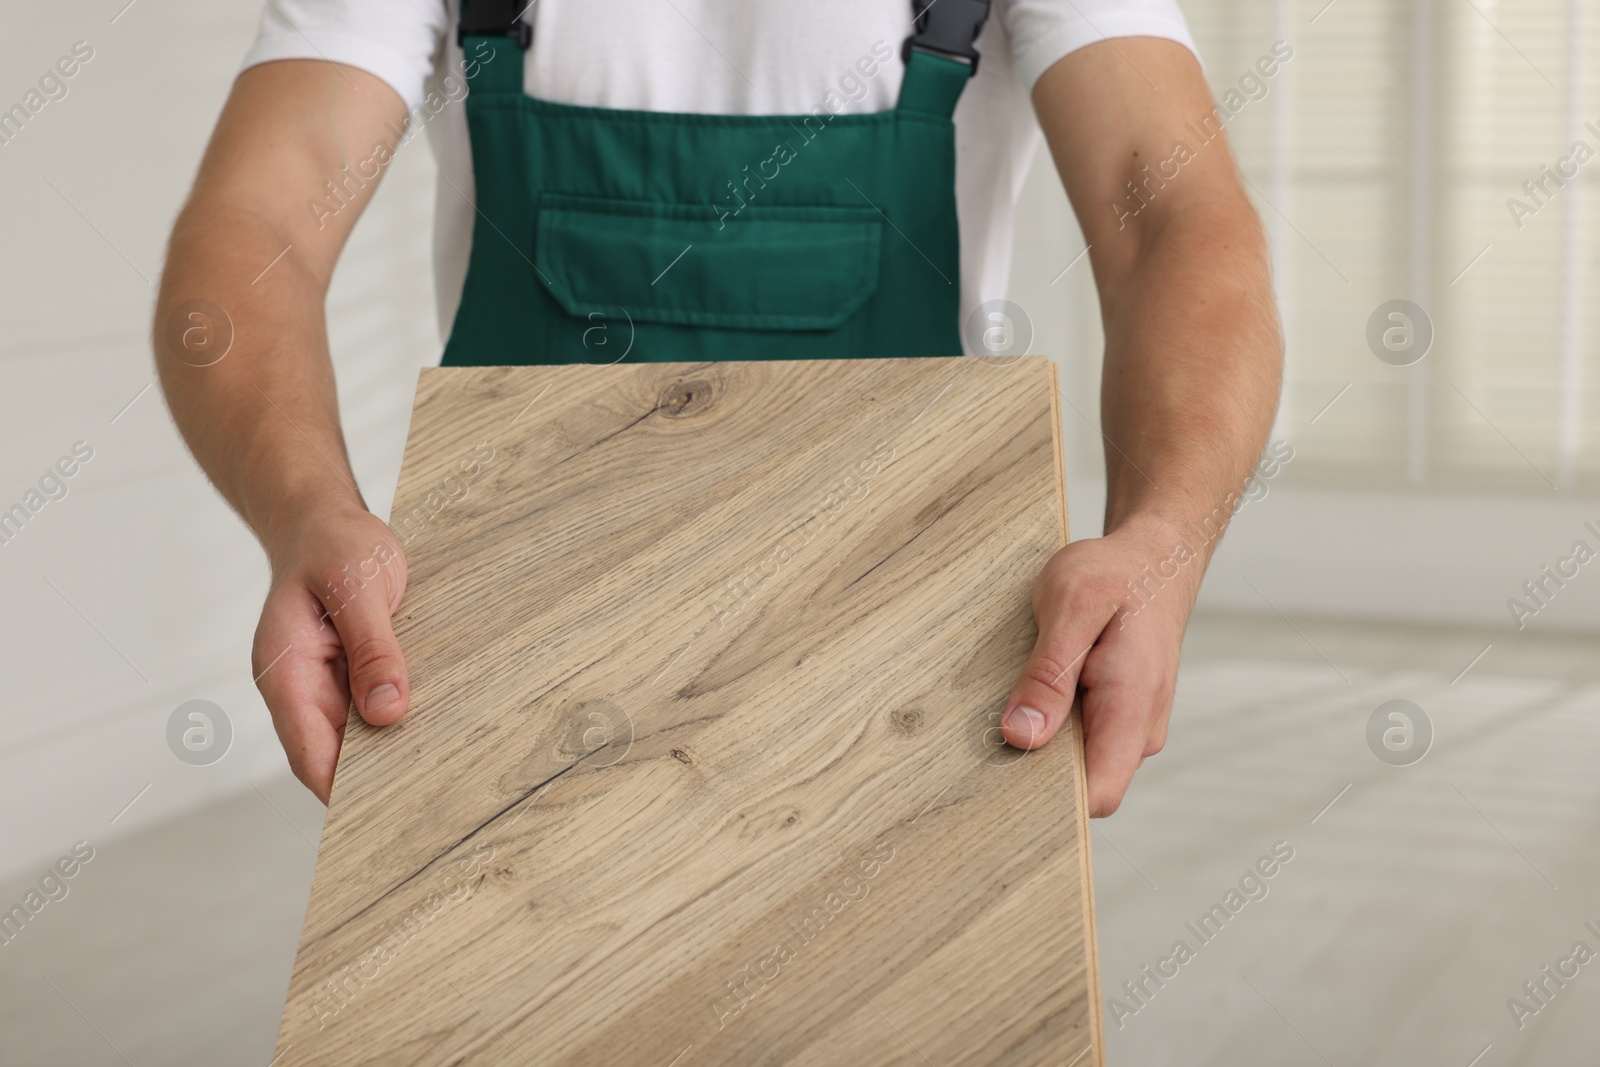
[154, 59, 413, 802]
[252, 505, 410, 803]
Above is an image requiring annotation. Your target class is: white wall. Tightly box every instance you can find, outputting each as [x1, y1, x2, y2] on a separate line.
[0, 1, 439, 883]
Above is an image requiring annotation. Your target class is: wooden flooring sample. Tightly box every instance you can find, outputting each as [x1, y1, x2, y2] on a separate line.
[274, 357, 1102, 1066]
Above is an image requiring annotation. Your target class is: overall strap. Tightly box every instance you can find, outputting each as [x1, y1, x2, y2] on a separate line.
[898, 0, 992, 118]
[459, 0, 530, 94]
[458, 0, 989, 114]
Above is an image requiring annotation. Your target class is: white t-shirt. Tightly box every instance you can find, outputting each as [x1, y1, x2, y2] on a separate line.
[241, 0, 1197, 348]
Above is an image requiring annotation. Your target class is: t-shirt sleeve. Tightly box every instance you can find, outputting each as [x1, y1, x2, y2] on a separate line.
[999, 0, 1200, 90]
[238, 0, 448, 110]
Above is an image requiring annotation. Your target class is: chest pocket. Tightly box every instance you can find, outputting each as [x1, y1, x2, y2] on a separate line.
[534, 193, 884, 333]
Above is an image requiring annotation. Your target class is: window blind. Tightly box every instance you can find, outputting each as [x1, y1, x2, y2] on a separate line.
[1175, 0, 1595, 493]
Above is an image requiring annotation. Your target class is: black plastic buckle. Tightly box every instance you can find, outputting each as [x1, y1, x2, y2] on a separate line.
[458, 0, 532, 48]
[902, 0, 991, 74]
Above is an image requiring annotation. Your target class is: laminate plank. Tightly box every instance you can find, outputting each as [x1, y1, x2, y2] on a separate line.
[274, 356, 1101, 1066]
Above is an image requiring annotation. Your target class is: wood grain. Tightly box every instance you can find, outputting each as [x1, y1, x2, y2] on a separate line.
[273, 357, 1101, 1066]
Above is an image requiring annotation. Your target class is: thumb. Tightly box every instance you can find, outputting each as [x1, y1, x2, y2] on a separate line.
[321, 559, 409, 727]
[999, 598, 1114, 751]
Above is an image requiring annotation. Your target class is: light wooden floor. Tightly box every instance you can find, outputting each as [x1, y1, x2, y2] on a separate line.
[3, 610, 1597, 1066]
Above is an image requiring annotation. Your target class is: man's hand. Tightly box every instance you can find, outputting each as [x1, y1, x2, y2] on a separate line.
[1001, 522, 1195, 817]
[252, 506, 411, 803]
[1012, 36, 1285, 813]
[154, 60, 411, 800]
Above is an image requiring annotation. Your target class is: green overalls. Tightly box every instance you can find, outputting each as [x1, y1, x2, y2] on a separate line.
[440, 0, 992, 367]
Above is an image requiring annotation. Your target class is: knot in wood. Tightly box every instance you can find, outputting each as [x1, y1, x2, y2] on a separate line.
[890, 708, 924, 736]
[657, 377, 717, 418]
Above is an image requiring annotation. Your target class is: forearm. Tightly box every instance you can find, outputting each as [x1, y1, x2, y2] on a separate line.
[153, 61, 406, 559]
[1029, 37, 1283, 590]
[156, 205, 362, 556]
[1096, 201, 1282, 582]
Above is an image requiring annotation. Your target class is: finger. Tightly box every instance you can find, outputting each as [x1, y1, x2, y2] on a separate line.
[1143, 716, 1169, 758]
[254, 605, 351, 804]
[322, 563, 409, 726]
[1000, 598, 1116, 751]
[1079, 679, 1157, 818]
[269, 684, 346, 805]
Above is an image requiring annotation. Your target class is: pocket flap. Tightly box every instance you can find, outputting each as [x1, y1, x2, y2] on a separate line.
[534, 194, 883, 332]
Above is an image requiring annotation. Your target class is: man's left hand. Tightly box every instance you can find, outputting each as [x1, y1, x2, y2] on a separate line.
[999, 520, 1197, 817]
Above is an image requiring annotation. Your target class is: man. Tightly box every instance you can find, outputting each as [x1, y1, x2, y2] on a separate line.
[154, 0, 1281, 813]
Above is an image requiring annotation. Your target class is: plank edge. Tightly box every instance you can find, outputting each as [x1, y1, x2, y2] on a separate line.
[1047, 359, 1105, 1066]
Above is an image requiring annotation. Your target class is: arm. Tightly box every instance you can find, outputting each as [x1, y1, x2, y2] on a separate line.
[999, 38, 1283, 815]
[154, 61, 414, 802]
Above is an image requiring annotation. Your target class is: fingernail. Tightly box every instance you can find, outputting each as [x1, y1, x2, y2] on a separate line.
[1005, 705, 1046, 743]
[367, 683, 399, 712]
